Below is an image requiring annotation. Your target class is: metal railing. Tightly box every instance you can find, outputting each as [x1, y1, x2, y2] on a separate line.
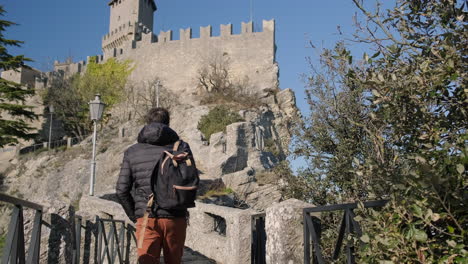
[19, 136, 87, 155]
[97, 217, 136, 264]
[0, 193, 43, 264]
[72, 216, 137, 264]
[251, 213, 266, 264]
[0, 193, 136, 264]
[303, 200, 388, 264]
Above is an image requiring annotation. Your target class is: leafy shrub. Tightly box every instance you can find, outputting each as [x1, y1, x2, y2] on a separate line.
[288, 0, 467, 262]
[197, 106, 244, 141]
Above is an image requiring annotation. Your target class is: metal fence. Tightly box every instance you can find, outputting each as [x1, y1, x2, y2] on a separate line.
[0, 193, 136, 264]
[19, 136, 88, 155]
[72, 216, 137, 264]
[0, 193, 43, 264]
[303, 200, 388, 264]
[251, 213, 266, 264]
[97, 217, 136, 264]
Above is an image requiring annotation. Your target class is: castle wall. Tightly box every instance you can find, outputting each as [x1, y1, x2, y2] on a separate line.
[1, 67, 40, 88]
[1, 69, 22, 84]
[0, 67, 45, 148]
[119, 20, 278, 104]
[52, 20, 278, 105]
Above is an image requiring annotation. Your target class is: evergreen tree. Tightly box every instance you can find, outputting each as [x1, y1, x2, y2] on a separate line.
[0, 5, 37, 147]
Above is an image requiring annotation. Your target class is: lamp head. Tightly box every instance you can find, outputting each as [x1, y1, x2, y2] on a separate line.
[89, 94, 106, 121]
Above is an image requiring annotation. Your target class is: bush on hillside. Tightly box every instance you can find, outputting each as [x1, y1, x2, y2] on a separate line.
[197, 106, 244, 142]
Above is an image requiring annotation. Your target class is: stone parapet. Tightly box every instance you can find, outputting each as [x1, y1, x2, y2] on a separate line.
[265, 199, 320, 264]
[102, 21, 137, 52]
[186, 202, 254, 264]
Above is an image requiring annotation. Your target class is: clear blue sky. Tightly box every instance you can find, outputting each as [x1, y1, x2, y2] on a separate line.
[2, 0, 393, 169]
[2, 0, 379, 112]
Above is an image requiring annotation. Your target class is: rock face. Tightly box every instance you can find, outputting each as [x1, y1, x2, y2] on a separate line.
[265, 199, 319, 264]
[0, 85, 299, 263]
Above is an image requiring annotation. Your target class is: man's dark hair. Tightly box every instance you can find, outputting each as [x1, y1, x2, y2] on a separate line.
[145, 107, 170, 125]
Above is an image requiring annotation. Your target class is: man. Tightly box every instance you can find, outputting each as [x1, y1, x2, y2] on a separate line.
[116, 107, 189, 264]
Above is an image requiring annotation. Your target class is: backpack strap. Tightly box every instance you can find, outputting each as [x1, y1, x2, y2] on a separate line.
[137, 194, 154, 249]
[173, 140, 181, 152]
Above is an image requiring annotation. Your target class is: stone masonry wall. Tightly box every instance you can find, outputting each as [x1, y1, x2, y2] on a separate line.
[120, 20, 277, 104]
[54, 20, 278, 105]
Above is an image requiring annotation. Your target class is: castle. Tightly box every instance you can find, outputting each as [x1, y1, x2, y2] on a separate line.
[55, 0, 277, 101]
[0, 0, 280, 154]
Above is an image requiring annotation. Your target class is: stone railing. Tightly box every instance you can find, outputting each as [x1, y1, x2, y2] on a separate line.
[185, 202, 254, 264]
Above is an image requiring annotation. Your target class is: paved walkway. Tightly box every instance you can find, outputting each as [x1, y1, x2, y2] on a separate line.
[159, 247, 216, 263]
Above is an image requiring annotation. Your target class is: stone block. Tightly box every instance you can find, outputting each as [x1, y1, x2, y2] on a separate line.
[200, 25, 212, 38]
[185, 202, 254, 264]
[265, 199, 319, 264]
[242, 21, 253, 34]
[77, 195, 133, 224]
[263, 19, 275, 32]
[220, 24, 232, 37]
[180, 27, 192, 41]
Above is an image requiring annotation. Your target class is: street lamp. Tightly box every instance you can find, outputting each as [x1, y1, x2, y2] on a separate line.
[153, 80, 160, 107]
[48, 105, 54, 149]
[88, 94, 106, 196]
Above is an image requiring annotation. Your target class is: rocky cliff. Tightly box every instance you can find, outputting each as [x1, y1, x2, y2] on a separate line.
[0, 88, 299, 262]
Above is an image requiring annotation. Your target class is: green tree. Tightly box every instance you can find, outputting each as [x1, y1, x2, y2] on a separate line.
[44, 57, 133, 138]
[43, 74, 88, 138]
[0, 6, 37, 147]
[74, 57, 133, 106]
[288, 0, 467, 262]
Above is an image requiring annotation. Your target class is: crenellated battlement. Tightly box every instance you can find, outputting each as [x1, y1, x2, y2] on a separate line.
[53, 54, 105, 77]
[100, 19, 275, 61]
[51, 19, 276, 91]
[152, 20, 274, 42]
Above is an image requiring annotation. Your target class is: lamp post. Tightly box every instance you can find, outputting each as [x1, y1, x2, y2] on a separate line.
[88, 94, 106, 196]
[48, 105, 54, 149]
[154, 80, 160, 107]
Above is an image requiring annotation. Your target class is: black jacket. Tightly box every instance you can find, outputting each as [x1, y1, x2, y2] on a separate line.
[116, 122, 188, 221]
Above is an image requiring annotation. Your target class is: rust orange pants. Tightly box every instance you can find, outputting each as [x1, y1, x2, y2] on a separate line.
[135, 217, 187, 264]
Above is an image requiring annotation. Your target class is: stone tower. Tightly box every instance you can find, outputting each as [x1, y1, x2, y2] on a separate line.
[102, 0, 157, 57]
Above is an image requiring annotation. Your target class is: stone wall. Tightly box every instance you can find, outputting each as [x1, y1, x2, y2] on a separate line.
[1, 66, 41, 88]
[0, 67, 44, 169]
[120, 20, 277, 104]
[54, 20, 277, 106]
[185, 202, 254, 264]
[265, 199, 319, 264]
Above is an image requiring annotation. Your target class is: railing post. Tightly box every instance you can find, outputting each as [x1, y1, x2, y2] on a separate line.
[97, 216, 102, 264]
[117, 222, 125, 263]
[109, 222, 115, 264]
[333, 211, 347, 260]
[345, 209, 355, 264]
[13, 205, 25, 264]
[2, 206, 20, 264]
[311, 217, 322, 264]
[26, 210, 42, 264]
[303, 210, 310, 264]
[72, 216, 82, 264]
